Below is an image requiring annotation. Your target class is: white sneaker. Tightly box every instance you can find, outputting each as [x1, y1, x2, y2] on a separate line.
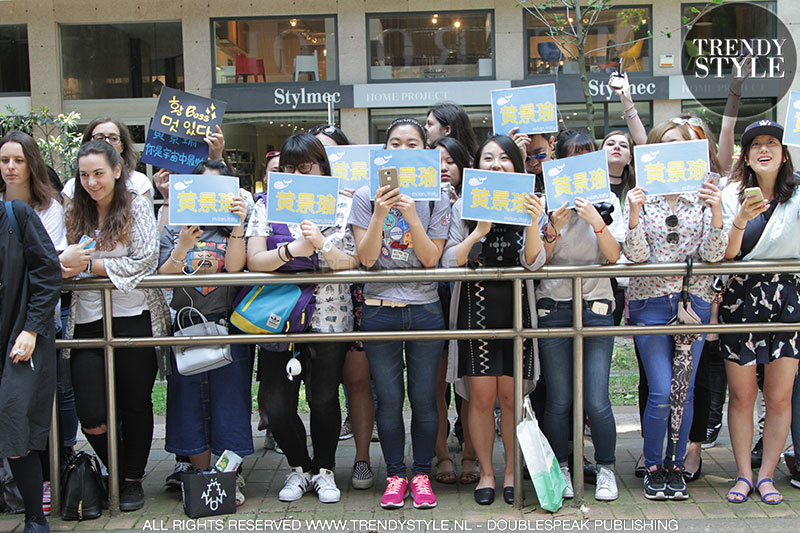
[561, 465, 574, 499]
[311, 468, 341, 503]
[279, 467, 311, 502]
[595, 466, 619, 501]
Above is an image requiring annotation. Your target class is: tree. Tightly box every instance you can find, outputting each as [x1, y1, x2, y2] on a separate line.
[518, 0, 724, 136]
[0, 106, 83, 182]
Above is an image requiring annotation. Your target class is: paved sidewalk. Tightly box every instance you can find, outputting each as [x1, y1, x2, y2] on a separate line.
[1, 407, 799, 532]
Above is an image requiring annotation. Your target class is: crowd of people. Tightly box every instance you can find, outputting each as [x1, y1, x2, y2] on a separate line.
[2, 71, 800, 532]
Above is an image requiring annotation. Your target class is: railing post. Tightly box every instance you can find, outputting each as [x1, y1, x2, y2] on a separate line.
[572, 276, 585, 503]
[103, 288, 121, 516]
[513, 278, 524, 509]
[48, 393, 60, 514]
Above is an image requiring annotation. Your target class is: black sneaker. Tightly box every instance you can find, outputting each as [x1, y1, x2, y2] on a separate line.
[702, 423, 722, 449]
[643, 467, 668, 500]
[752, 437, 763, 469]
[665, 467, 688, 500]
[120, 480, 145, 512]
[165, 461, 193, 490]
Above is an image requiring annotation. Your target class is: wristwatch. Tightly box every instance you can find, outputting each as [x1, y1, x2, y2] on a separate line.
[316, 238, 333, 254]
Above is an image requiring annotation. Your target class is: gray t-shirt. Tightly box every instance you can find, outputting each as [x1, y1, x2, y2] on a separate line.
[159, 227, 238, 315]
[348, 185, 451, 304]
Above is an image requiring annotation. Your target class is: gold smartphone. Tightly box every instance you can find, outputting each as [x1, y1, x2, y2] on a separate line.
[379, 166, 398, 189]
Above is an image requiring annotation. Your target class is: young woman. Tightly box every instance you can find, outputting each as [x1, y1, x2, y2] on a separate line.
[623, 120, 726, 501]
[425, 103, 478, 158]
[158, 159, 251, 505]
[348, 117, 450, 509]
[59, 140, 169, 512]
[0, 199, 61, 533]
[429, 136, 479, 486]
[442, 134, 544, 505]
[247, 133, 360, 504]
[720, 120, 800, 505]
[537, 130, 623, 502]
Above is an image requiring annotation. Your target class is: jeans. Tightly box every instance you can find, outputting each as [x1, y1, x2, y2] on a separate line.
[260, 342, 346, 473]
[57, 296, 79, 448]
[537, 298, 617, 466]
[361, 302, 445, 477]
[629, 293, 711, 468]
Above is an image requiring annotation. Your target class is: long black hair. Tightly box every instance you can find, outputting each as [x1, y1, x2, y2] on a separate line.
[428, 103, 478, 157]
[473, 134, 526, 174]
[732, 135, 796, 205]
[555, 129, 596, 159]
[430, 136, 470, 194]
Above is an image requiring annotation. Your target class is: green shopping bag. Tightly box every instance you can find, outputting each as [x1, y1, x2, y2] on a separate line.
[516, 397, 567, 512]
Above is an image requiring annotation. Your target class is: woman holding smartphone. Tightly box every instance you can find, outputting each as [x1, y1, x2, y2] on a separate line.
[721, 120, 800, 505]
[349, 117, 451, 509]
[442, 134, 544, 505]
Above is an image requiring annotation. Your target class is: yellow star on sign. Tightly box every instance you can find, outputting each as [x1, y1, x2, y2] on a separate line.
[210, 112, 216, 120]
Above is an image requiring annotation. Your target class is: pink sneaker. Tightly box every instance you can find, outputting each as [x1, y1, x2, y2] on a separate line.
[410, 474, 437, 509]
[380, 476, 409, 509]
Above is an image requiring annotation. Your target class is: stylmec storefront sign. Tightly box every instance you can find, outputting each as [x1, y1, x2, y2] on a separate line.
[511, 75, 668, 103]
[213, 82, 354, 112]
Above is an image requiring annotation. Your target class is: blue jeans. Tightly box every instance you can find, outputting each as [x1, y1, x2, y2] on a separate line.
[361, 302, 445, 477]
[537, 298, 617, 466]
[629, 293, 711, 468]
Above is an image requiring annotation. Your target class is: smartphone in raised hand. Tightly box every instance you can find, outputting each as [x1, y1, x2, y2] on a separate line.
[744, 186, 764, 205]
[609, 58, 625, 90]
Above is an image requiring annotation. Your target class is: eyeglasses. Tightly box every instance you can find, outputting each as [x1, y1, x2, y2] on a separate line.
[665, 214, 680, 244]
[91, 133, 121, 145]
[671, 117, 703, 128]
[526, 153, 548, 162]
[280, 161, 318, 174]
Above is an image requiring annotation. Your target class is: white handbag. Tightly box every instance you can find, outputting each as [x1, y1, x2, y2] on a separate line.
[173, 306, 232, 376]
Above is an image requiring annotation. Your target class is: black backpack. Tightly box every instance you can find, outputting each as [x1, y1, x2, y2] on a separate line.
[61, 452, 106, 520]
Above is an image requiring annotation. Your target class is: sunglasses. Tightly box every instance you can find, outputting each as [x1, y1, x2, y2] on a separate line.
[309, 125, 337, 135]
[671, 117, 703, 128]
[665, 214, 680, 244]
[526, 153, 548, 162]
[280, 161, 319, 174]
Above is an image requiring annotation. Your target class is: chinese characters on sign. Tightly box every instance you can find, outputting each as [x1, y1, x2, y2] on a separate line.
[326, 145, 382, 189]
[633, 139, 710, 196]
[169, 174, 240, 226]
[491, 84, 559, 137]
[152, 87, 227, 142]
[782, 91, 800, 147]
[140, 120, 210, 174]
[461, 169, 537, 226]
[368, 149, 441, 200]
[542, 150, 612, 209]
[266, 172, 339, 226]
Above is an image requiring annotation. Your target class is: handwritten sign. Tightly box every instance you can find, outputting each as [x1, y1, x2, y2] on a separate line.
[369, 149, 441, 200]
[491, 84, 558, 136]
[461, 169, 536, 226]
[325, 144, 382, 189]
[140, 120, 209, 174]
[542, 150, 612, 209]
[782, 91, 800, 147]
[266, 172, 338, 226]
[152, 87, 227, 142]
[633, 139, 710, 196]
[169, 174, 240, 226]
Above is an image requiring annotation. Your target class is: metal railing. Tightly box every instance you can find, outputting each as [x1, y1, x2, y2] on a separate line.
[50, 259, 800, 513]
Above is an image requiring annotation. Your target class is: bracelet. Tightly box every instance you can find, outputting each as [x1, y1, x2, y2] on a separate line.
[594, 224, 607, 234]
[229, 233, 244, 239]
[169, 251, 187, 265]
[276, 245, 288, 263]
[85, 259, 92, 273]
[622, 104, 635, 114]
[623, 110, 639, 120]
[283, 243, 295, 260]
[543, 231, 560, 244]
[732, 221, 746, 231]
[729, 87, 741, 98]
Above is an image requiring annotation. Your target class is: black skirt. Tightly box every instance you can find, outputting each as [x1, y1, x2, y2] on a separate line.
[719, 273, 800, 365]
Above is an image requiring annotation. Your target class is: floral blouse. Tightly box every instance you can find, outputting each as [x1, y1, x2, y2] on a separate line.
[623, 193, 727, 303]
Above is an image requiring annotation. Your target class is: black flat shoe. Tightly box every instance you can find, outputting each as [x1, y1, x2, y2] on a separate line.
[503, 486, 514, 504]
[683, 457, 702, 483]
[474, 487, 495, 505]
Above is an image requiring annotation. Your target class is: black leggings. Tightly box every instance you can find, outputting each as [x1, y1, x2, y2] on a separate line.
[70, 313, 158, 480]
[259, 342, 346, 473]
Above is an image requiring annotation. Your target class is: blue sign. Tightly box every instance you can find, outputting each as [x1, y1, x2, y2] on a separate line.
[325, 144, 382, 189]
[369, 149, 441, 200]
[491, 83, 558, 136]
[169, 174, 240, 226]
[140, 120, 209, 174]
[633, 139, 710, 196]
[542, 150, 612, 209]
[782, 91, 800, 147]
[461, 169, 536, 226]
[266, 172, 339, 226]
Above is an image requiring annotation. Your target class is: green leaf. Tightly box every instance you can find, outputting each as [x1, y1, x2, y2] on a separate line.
[691, 7, 700, 13]
[682, 15, 690, 24]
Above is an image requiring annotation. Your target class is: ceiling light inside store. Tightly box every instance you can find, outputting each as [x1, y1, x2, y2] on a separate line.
[432, 16, 438, 24]
[454, 20, 461, 28]
[290, 19, 297, 27]
[323, 49, 327, 56]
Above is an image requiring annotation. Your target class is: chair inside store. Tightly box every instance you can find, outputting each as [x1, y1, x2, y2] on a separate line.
[619, 40, 643, 72]
[294, 50, 319, 81]
[235, 55, 266, 82]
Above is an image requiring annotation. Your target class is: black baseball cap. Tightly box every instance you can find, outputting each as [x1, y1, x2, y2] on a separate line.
[741, 119, 784, 147]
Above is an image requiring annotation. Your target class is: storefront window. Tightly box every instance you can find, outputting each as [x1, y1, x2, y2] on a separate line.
[557, 102, 652, 140]
[61, 23, 184, 100]
[368, 107, 491, 145]
[213, 17, 337, 84]
[367, 11, 494, 82]
[0, 25, 30, 94]
[525, 7, 651, 76]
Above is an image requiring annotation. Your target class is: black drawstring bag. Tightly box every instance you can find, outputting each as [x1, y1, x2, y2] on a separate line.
[61, 452, 105, 521]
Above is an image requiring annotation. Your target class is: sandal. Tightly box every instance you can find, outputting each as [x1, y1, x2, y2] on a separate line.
[756, 477, 783, 505]
[434, 457, 457, 484]
[460, 457, 480, 485]
[725, 476, 752, 503]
